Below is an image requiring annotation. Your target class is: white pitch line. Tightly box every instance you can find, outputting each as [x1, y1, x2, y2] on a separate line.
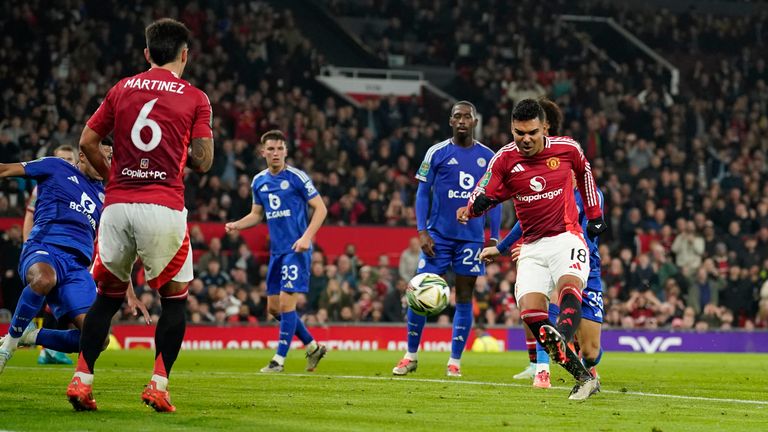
[262, 372, 768, 406]
[8, 366, 767, 406]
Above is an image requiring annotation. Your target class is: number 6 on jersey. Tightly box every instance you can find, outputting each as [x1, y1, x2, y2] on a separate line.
[131, 98, 162, 152]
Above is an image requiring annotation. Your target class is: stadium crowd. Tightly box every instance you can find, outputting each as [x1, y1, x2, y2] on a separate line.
[1, 0, 768, 331]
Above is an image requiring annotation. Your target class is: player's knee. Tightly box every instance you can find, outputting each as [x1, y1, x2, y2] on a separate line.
[268, 306, 280, 318]
[27, 269, 57, 293]
[158, 281, 189, 299]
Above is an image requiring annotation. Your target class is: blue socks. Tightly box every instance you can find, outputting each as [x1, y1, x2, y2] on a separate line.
[406, 308, 426, 354]
[276, 311, 298, 358]
[9, 287, 44, 337]
[275, 313, 314, 345]
[450, 303, 473, 360]
[36, 329, 80, 353]
[294, 319, 314, 345]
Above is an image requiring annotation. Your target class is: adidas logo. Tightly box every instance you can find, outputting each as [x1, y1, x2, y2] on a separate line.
[447, 157, 459, 165]
[470, 264, 481, 273]
[594, 224, 603, 229]
[260, 185, 268, 192]
[511, 164, 525, 173]
[68, 175, 79, 184]
[284, 281, 294, 289]
[569, 262, 582, 270]
[453, 336, 465, 342]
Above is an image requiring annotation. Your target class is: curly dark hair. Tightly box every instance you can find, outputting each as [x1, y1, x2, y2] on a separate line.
[511, 99, 545, 123]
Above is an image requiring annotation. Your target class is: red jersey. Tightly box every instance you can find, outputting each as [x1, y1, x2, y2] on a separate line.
[87, 68, 213, 211]
[468, 136, 602, 242]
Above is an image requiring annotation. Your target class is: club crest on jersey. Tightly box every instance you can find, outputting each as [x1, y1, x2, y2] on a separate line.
[280, 180, 290, 190]
[140, 158, 149, 169]
[529, 176, 546, 192]
[546, 157, 560, 170]
[418, 162, 430, 177]
[477, 157, 486, 167]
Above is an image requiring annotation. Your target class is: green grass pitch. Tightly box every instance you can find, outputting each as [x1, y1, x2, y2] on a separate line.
[0, 348, 766, 431]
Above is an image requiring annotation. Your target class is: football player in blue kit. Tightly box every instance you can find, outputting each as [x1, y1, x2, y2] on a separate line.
[0, 143, 147, 373]
[226, 130, 328, 373]
[392, 101, 501, 377]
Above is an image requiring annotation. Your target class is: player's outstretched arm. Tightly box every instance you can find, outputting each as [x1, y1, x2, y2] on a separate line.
[225, 204, 263, 233]
[0, 162, 25, 178]
[293, 195, 327, 253]
[80, 126, 111, 180]
[224, 204, 264, 233]
[188, 137, 214, 173]
[497, 221, 523, 255]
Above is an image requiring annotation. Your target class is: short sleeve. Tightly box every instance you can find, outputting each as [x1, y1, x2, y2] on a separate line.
[251, 182, 263, 206]
[415, 147, 441, 183]
[300, 177, 319, 201]
[21, 157, 63, 179]
[86, 84, 118, 137]
[191, 90, 213, 139]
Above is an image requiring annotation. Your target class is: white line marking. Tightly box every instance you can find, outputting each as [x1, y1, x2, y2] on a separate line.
[9, 367, 767, 406]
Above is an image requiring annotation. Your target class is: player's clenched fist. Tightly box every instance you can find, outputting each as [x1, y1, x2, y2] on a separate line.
[456, 206, 470, 224]
[224, 222, 239, 233]
[478, 245, 500, 263]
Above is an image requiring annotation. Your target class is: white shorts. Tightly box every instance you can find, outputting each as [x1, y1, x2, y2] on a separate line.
[94, 203, 193, 290]
[515, 231, 589, 302]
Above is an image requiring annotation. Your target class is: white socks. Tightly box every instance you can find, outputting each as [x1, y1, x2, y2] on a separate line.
[151, 374, 169, 391]
[404, 352, 418, 361]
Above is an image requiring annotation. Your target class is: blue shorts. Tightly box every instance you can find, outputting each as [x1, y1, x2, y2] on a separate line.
[581, 275, 604, 324]
[266, 251, 311, 296]
[18, 242, 96, 322]
[416, 231, 484, 277]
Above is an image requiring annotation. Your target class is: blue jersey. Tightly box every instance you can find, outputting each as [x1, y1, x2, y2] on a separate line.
[575, 188, 603, 280]
[500, 187, 603, 280]
[22, 157, 104, 264]
[416, 139, 496, 242]
[251, 166, 319, 255]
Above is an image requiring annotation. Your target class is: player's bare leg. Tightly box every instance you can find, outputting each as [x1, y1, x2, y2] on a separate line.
[576, 319, 602, 382]
[447, 275, 476, 377]
[0, 263, 57, 374]
[267, 295, 326, 371]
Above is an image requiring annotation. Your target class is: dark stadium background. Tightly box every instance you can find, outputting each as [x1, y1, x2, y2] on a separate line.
[0, 0, 767, 344]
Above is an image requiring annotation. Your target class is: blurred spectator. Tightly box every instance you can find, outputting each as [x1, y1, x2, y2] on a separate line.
[398, 237, 421, 282]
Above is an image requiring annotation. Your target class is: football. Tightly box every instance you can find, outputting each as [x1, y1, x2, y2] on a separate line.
[406, 273, 450, 316]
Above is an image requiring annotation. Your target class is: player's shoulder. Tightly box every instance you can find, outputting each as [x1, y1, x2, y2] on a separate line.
[423, 138, 453, 163]
[474, 141, 495, 157]
[488, 142, 519, 166]
[22, 156, 72, 170]
[546, 135, 583, 153]
[285, 165, 312, 184]
[250, 169, 270, 189]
